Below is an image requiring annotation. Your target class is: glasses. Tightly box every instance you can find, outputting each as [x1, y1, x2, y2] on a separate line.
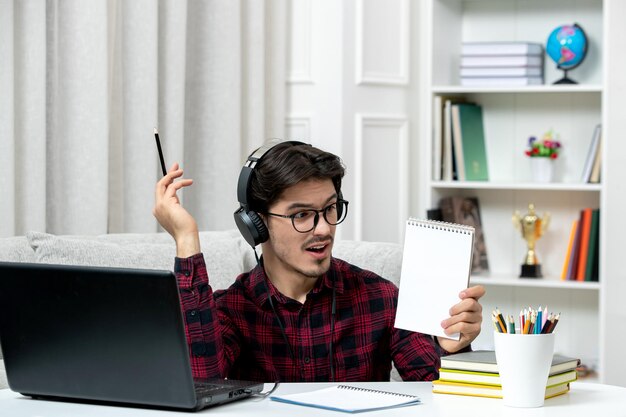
[266, 200, 349, 233]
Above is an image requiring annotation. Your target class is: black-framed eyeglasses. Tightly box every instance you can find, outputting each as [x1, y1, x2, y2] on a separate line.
[266, 199, 349, 233]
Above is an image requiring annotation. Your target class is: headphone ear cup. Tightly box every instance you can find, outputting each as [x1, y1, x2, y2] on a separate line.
[234, 207, 269, 247]
[248, 211, 269, 245]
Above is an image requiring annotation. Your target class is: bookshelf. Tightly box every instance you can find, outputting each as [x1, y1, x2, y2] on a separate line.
[418, 0, 626, 385]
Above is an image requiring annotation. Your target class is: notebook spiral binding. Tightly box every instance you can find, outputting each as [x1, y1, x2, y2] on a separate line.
[337, 385, 418, 399]
[407, 218, 474, 235]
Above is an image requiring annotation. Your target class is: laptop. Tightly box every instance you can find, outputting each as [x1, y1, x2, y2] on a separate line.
[0, 261, 264, 411]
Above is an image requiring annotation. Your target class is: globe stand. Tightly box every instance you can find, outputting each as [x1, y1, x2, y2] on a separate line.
[553, 69, 577, 85]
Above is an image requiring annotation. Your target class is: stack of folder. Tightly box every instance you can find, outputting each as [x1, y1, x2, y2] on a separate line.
[432, 350, 579, 399]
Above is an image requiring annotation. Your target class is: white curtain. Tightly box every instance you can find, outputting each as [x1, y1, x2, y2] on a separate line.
[0, 0, 287, 237]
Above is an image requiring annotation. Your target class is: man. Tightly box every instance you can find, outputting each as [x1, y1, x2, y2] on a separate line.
[153, 141, 484, 382]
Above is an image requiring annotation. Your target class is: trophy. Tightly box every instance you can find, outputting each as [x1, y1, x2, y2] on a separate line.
[512, 203, 550, 278]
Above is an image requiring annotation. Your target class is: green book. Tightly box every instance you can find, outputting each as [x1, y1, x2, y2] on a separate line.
[585, 209, 600, 281]
[457, 103, 489, 181]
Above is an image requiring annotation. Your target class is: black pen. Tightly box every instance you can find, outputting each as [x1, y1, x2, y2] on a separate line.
[153, 127, 167, 176]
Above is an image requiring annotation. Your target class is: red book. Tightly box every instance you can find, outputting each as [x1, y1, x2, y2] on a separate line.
[576, 208, 593, 281]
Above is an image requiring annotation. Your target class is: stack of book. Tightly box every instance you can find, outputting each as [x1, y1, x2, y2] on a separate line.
[460, 42, 544, 87]
[432, 97, 489, 182]
[433, 350, 579, 399]
[561, 207, 600, 282]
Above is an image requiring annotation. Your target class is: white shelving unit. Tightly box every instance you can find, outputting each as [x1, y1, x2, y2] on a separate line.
[417, 0, 626, 384]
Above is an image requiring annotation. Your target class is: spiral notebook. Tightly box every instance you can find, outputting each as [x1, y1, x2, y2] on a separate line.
[394, 218, 474, 340]
[270, 385, 421, 413]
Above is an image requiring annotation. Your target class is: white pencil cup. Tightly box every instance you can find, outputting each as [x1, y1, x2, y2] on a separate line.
[494, 331, 555, 408]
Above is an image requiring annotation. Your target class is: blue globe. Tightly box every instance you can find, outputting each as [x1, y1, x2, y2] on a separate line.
[546, 23, 588, 70]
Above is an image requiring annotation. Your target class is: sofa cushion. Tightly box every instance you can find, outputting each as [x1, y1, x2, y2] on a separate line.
[26, 230, 248, 290]
[332, 240, 402, 286]
[0, 360, 6, 390]
[0, 236, 36, 263]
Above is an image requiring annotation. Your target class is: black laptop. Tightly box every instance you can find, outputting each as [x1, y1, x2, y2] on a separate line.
[0, 262, 264, 411]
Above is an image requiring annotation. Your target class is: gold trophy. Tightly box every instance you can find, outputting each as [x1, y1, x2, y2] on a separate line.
[512, 203, 550, 278]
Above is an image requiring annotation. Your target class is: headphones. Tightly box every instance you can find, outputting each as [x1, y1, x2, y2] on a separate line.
[234, 140, 308, 247]
[233, 140, 344, 248]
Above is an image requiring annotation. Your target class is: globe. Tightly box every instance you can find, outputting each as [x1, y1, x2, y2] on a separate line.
[546, 23, 588, 84]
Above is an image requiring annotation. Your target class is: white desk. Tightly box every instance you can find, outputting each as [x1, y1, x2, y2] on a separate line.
[1, 382, 625, 416]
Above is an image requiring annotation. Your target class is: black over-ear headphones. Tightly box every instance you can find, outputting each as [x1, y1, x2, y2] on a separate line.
[234, 140, 309, 247]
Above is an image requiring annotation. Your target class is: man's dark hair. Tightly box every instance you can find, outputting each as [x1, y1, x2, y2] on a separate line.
[248, 142, 345, 213]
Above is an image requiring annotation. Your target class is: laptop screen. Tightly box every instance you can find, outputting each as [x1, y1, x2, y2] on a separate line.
[0, 262, 211, 409]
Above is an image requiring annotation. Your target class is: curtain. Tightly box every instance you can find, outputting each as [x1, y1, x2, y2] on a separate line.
[0, 0, 287, 237]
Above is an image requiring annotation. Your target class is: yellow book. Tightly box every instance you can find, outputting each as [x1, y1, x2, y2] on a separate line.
[438, 368, 577, 387]
[432, 380, 570, 400]
[561, 220, 578, 280]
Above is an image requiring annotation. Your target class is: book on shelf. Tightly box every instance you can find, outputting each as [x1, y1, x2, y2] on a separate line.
[444, 99, 454, 181]
[460, 66, 543, 78]
[450, 104, 466, 181]
[562, 208, 600, 282]
[589, 132, 603, 183]
[438, 368, 577, 388]
[566, 215, 583, 281]
[585, 209, 600, 282]
[576, 208, 593, 281]
[439, 196, 489, 274]
[461, 76, 543, 87]
[440, 350, 581, 375]
[581, 124, 602, 183]
[432, 95, 444, 181]
[561, 220, 578, 280]
[461, 55, 543, 68]
[461, 42, 544, 56]
[435, 97, 466, 181]
[432, 380, 570, 400]
[452, 103, 489, 181]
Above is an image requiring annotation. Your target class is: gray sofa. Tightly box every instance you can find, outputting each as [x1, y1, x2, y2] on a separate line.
[0, 230, 403, 389]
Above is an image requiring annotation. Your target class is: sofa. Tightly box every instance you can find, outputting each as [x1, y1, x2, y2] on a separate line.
[0, 229, 404, 389]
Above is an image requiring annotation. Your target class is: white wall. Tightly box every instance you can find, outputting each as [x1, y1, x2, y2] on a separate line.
[286, 0, 418, 243]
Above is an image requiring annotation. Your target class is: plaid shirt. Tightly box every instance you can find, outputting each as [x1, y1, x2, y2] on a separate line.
[175, 253, 445, 382]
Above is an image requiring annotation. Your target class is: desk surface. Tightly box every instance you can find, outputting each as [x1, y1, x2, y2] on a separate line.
[1, 382, 625, 416]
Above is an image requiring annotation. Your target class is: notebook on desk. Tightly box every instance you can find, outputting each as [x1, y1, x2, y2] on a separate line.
[0, 262, 263, 411]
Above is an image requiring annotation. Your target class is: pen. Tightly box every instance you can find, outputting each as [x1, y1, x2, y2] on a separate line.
[154, 127, 167, 177]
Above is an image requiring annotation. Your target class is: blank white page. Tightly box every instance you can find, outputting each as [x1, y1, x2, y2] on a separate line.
[394, 219, 474, 340]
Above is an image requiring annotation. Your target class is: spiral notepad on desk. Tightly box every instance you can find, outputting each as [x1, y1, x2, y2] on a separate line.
[394, 218, 474, 340]
[270, 385, 420, 412]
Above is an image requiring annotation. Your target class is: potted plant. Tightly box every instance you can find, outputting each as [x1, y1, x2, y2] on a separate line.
[525, 130, 562, 182]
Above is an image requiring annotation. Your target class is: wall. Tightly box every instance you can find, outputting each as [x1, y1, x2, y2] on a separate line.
[285, 0, 418, 243]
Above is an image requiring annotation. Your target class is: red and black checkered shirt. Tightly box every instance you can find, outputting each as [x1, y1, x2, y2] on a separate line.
[175, 253, 446, 382]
